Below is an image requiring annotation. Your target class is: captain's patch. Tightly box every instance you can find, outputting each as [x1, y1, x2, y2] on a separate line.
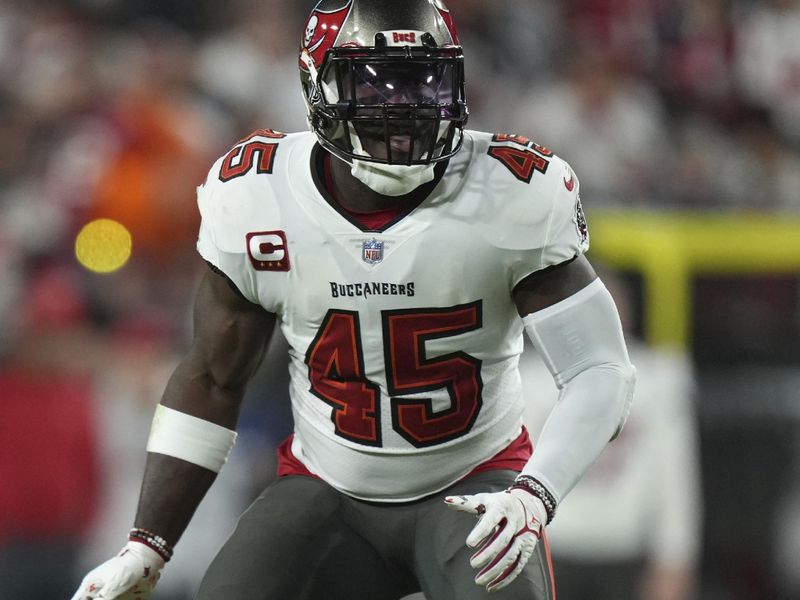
[246, 230, 290, 271]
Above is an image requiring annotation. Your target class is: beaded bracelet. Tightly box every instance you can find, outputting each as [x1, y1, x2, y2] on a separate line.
[129, 527, 174, 562]
[510, 475, 557, 525]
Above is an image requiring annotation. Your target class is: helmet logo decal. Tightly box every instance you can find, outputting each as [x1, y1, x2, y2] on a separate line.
[304, 15, 319, 46]
[304, 15, 329, 55]
[299, 0, 353, 73]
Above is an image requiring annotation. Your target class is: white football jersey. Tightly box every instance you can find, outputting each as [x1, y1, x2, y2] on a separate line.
[197, 129, 589, 501]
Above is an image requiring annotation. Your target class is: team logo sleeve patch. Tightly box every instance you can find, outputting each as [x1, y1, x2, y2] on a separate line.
[575, 195, 589, 251]
[246, 230, 291, 271]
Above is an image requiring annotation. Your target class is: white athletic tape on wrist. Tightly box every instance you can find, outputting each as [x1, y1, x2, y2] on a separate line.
[146, 404, 237, 473]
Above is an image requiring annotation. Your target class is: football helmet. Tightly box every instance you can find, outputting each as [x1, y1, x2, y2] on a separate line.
[299, 0, 468, 167]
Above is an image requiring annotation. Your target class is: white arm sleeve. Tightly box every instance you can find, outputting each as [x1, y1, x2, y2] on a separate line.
[519, 278, 636, 504]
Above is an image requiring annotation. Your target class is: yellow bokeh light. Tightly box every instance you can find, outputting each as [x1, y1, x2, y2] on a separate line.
[74, 218, 132, 273]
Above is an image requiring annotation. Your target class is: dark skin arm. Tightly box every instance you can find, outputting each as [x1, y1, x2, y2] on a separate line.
[512, 253, 598, 316]
[133, 268, 277, 545]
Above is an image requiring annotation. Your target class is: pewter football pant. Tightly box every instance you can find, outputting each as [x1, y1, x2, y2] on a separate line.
[195, 470, 555, 600]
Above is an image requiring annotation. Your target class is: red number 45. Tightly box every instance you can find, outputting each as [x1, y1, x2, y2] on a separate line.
[305, 302, 483, 448]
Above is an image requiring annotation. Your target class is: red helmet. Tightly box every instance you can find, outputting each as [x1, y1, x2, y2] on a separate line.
[299, 0, 468, 166]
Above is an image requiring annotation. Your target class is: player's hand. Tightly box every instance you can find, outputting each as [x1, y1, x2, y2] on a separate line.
[70, 541, 165, 600]
[444, 488, 545, 592]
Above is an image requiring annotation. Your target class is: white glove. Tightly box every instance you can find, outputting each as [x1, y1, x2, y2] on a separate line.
[445, 488, 546, 592]
[71, 541, 165, 600]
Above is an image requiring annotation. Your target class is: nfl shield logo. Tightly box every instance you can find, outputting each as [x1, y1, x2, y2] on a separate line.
[362, 238, 384, 264]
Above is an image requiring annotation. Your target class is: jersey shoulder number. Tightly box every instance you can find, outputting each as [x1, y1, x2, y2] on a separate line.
[217, 129, 287, 182]
[197, 129, 290, 255]
[486, 133, 554, 183]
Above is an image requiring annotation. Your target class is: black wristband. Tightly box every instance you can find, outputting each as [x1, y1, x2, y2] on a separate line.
[129, 528, 174, 562]
[510, 475, 557, 525]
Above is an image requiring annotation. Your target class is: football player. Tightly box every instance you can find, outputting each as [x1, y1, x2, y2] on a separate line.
[71, 0, 635, 598]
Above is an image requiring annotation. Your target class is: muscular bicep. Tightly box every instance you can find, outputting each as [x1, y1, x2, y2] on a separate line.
[513, 254, 598, 317]
[160, 266, 277, 427]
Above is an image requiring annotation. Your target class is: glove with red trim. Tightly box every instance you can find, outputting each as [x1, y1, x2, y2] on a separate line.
[445, 488, 546, 592]
[70, 541, 164, 600]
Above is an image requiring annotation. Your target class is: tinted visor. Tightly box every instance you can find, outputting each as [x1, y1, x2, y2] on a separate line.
[318, 52, 466, 164]
[325, 61, 456, 108]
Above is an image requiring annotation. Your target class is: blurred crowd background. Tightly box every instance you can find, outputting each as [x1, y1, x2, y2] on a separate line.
[1, 0, 799, 599]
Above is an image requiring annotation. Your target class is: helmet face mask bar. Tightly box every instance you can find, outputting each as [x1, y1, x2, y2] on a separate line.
[316, 36, 467, 166]
[300, 0, 468, 168]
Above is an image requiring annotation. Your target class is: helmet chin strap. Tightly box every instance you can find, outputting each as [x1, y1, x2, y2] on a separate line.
[350, 160, 436, 196]
[346, 132, 436, 196]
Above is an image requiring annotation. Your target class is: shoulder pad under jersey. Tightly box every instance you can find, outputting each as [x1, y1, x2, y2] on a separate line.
[467, 131, 589, 271]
